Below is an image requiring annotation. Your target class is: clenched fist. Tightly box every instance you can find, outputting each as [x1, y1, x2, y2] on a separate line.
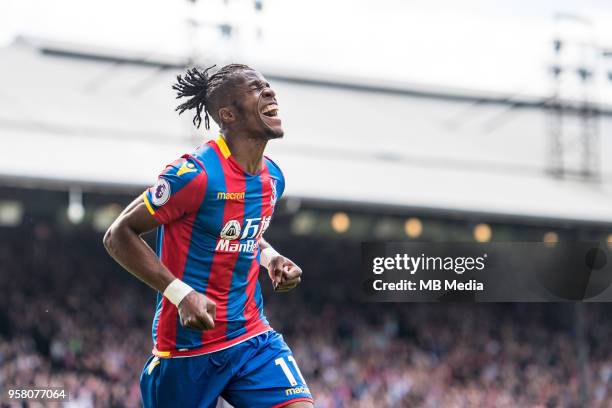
[178, 291, 216, 330]
[268, 255, 302, 292]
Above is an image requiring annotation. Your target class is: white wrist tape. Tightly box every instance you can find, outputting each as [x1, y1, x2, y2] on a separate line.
[163, 279, 194, 306]
[260, 247, 280, 269]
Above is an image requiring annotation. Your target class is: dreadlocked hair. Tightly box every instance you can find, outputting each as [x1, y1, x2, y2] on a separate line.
[172, 63, 252, 130]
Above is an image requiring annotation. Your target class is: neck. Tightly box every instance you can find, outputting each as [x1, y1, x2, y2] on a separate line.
[222, 130, 268, 174]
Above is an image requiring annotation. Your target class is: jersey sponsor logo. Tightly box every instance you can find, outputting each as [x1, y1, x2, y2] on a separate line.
[151, 179, 171, 206]
[215, 216, 272, 253]
[176, 161, 197, 176]
[220, 220, 241, 240]
[270, 179, 277, 206]
[242, 216, 271, 240]
[215, 239, 258, 253]
[217, 191, 245, 200]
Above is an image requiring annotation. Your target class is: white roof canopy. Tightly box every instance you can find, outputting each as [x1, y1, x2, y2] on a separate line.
[1, 38, 612, 223]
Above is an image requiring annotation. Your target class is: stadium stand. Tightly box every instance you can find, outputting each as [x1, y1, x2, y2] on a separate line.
[1, 218, 612, 407]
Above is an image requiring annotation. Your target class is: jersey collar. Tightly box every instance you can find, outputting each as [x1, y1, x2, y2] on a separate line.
[215, 135, 266, 176]
[215, 135, 232, 159]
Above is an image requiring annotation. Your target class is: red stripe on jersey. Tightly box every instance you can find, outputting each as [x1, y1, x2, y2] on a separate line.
[155, 174, 207, 351]
[201, 143, 245, 344]
[259, 163, 275, 232]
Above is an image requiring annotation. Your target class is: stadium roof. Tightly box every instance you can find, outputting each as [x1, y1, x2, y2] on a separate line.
[2, 37, 612, 224]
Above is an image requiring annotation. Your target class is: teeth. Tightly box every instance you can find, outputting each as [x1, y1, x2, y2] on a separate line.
[262, 104, 278, 113]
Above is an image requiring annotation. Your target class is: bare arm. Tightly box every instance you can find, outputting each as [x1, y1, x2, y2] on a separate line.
[103, 197, 174, 292]
[103, 196, 215, 330]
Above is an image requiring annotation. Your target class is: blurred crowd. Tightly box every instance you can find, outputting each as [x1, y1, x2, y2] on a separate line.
[1, 224, 612, 407]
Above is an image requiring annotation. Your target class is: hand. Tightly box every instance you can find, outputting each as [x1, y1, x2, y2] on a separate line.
[268, 255, 302, 292]
[177, 291, 216, 330]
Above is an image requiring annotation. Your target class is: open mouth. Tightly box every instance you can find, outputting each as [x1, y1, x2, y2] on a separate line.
[261, 103, 279, 118]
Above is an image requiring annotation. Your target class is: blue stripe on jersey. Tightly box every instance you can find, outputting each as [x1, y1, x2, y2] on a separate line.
[225, 173, 263, 339]
[254, 279, 268, 324]
[152, 227, 165, 344]
[151, 293, 163, 344]
[173, 144, 226, 349]
[155, 226, 164, 257]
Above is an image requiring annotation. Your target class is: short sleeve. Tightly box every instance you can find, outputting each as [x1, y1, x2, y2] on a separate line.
[142, 154, 207, 225]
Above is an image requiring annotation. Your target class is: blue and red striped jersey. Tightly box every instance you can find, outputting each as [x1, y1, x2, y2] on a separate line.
[142, 136, 285, 358]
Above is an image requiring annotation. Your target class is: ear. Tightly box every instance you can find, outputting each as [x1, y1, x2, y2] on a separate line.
[218, 107, 235, 126]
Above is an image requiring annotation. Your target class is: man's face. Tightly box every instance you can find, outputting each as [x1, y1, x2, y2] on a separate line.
[229, 70, 284, 139]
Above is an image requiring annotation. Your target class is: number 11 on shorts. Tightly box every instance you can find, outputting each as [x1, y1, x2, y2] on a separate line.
[274, 356, 305, 386]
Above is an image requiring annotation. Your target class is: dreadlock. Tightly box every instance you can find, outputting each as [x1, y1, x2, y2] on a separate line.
[172, 63, 252, 130]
